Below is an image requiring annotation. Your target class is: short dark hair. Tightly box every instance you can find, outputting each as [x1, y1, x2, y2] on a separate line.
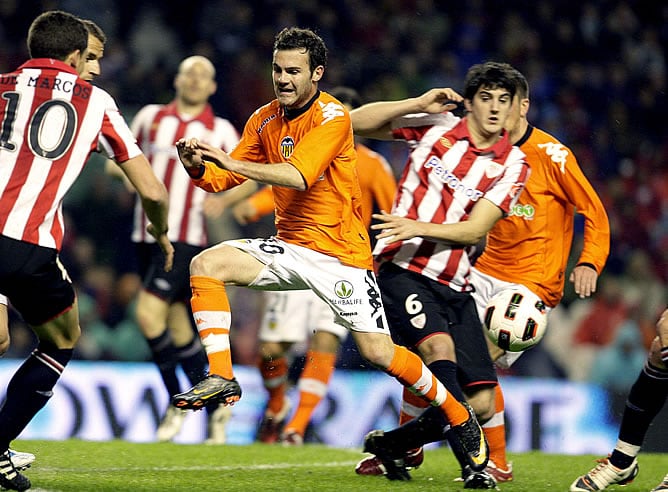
[328, 86, 361, 109]
[509, 66, 530, 100]
[274, 27, 327, 73]
[27, 10, 88, 61]
[463, 61, 517, 101]
[81, 19, 106, 44]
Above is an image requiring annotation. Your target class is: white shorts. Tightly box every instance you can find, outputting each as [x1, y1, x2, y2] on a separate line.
[469, 267, 552, 368]
[0, 294, 6, 305]
[224, 237, 390, 335]
[259, 290, 349, 343]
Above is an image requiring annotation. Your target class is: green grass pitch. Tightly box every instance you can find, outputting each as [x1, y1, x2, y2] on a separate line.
[13, 439, 666, 491]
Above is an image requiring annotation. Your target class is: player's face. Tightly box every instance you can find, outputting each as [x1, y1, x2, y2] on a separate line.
[175, 62, 216, 106]
[465, 86, 513, 139]
[272, 49, 323, 109]
[503, 95, 530, 136]
[80, 34, 104, 82]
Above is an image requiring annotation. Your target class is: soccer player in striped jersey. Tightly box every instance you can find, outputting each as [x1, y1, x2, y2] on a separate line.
[172, 27, 488, 478]
[231, 87, 398, 445]
[0, 11, 172, 491]
[0, 16, 108, 476]
[351, 61, 530, 486]
[355, 64, 610, 486]
[109, 55, 241, 444]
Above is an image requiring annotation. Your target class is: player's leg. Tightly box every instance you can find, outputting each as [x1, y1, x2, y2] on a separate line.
[281, 320, 344, 444]
[0, 242, 81, 490]
[135, 290, 186, 440]
[256, 338, 293, 443]
[171, 242, 265, 409]
[165, 302, 231, 444]
[570, 309, 668, 492]
[354, 264, 495, 483]
[255, 290, 310, 443]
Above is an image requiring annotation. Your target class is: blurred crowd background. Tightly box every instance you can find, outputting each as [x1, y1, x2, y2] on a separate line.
[0, 1, 666, 402]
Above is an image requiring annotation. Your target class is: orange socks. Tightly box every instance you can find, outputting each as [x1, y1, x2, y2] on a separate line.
[284, 350, 337, 436]
[386, 344, 469, 426]
[482, 384, 508, 468]
[190, 275, 234, 379]
[399, 386, 429, 425]
[259, 355, 289, 414]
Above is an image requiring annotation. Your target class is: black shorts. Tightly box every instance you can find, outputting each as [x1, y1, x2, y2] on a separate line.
[0, 235, 75, 325]
[378, 262, 497, 390]
[136, 241, 203, 303]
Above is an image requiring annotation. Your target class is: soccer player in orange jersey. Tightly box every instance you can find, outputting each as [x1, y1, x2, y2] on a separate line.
[231, 87, 398, 445]
[470, 65, 610, 482]
[172, 27, 488, 478]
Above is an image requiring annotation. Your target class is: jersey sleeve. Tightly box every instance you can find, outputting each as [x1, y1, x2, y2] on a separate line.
[360, 145, 397, 212]
[96, 91, 142, 162]
[551, 146, 610, 273]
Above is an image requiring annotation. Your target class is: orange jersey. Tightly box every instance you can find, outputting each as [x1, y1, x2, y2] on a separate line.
[474, 125, 610, 307]
[247, 142, 397, 229]
[355, 142, 397, 229]
[191, 91, 373, 270]
[247, 185, 275, 219]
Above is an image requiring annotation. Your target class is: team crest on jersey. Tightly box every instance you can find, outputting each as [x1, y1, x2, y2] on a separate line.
[485, 162, 504, 178]
[439, 137, 453, 149]
[280, 136, 295, 158]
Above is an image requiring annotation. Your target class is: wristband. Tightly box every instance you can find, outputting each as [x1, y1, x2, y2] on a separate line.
[185, 164, 205, 179]
[575, 262, 596, 272]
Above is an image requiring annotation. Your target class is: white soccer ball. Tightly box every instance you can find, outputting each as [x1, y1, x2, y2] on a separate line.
[483, 289, 548, 352]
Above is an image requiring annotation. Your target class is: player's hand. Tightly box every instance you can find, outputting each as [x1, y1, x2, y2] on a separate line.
[417, 88, 463, 114]
[232, 200, 259, 225]
[569, 264, 598, 298]
[147, 224, 174, 272]
[194, 141, 232, 170]
[371, 211, 425, 243]
[176, 138, 204, 170]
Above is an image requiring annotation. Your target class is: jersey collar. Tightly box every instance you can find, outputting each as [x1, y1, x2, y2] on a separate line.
[448, 118, 511, 157]
[282, 90, 320, 120]
[514, 124, 534, 147]
[19, 58, 79, 76]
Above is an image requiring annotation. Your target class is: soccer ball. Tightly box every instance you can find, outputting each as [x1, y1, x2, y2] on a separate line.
[483, 289, 548, 352]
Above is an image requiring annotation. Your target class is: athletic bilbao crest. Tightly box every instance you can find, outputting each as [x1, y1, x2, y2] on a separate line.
[280, 136, 295, 158]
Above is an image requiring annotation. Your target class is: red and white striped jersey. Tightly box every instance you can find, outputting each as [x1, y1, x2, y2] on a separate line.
[129, 101, 239, 246]
[373, 112, 530, 292]
[0, 59, 141, 250]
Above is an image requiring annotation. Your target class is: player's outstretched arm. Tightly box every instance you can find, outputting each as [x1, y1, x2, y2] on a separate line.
[351, 88, 462, 140]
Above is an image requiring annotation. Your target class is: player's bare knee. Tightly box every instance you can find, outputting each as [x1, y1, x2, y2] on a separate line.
[465, 387, 496, 423]
[649, 336, 666, 369]
[355, 335, 392, 368]
[415, 334, 455, 364]
[190, 249, 215, 277]
[0, 335, 8, 356]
